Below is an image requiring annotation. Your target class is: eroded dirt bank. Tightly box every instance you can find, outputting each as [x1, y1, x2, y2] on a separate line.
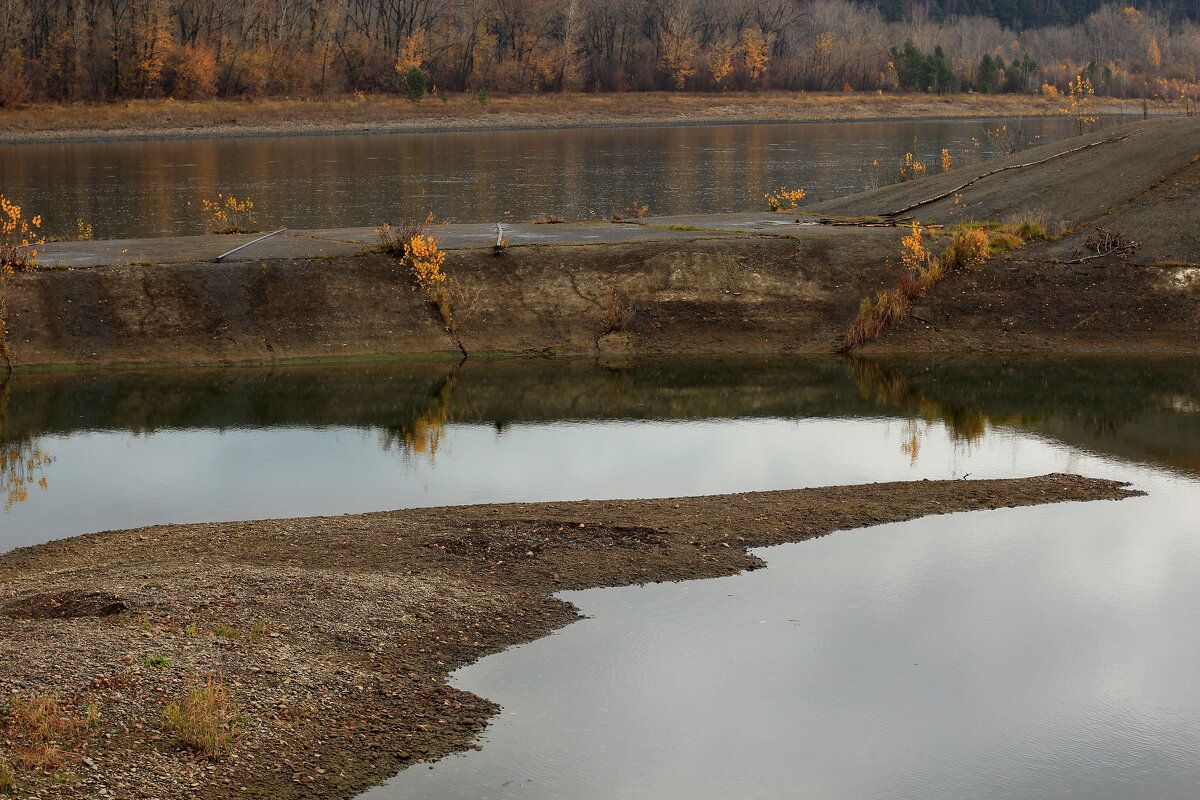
[0, 475, 1137, 799]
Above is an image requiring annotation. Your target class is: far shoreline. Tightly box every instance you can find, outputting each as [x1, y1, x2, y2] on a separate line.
[0, 91, 1163, 146]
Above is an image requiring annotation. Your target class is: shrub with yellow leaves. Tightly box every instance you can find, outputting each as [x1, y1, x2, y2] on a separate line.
[900, 152, 926, 181]
[764, 187, 806, 212]
[1, 196, 45, 274]
[197, 194, 257, 234]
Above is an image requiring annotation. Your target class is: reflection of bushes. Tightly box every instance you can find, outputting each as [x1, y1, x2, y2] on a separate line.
[845, 358, 992, 447]
[1, 381, 52, 509]
[380, 371, 457, 458]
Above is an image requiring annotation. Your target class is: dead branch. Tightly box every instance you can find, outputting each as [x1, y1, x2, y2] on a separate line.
[1066, 227, 1140, 263]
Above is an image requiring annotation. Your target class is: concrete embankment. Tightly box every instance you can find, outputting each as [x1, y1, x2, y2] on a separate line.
[4, 117, 1198, 368]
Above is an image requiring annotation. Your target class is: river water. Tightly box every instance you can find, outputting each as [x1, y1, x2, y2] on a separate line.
[3, 355, 1199, 798]
[2, 117, 1076, 239]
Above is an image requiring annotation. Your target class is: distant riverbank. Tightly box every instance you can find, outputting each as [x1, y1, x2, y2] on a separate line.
[0, 91, 1159, 144]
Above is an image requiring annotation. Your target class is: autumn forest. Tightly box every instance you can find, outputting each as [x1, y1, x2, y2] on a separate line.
[1, 0, 1198, 110]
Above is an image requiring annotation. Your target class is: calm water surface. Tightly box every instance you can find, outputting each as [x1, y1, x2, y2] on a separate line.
[3, 118, 1075, 239]
[3, 356, 1199, 798]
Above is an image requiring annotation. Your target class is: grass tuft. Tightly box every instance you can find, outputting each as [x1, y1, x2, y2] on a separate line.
[163, 675, 242, 759]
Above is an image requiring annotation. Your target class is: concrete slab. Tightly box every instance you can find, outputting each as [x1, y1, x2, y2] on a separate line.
[36, 219, 750, 268]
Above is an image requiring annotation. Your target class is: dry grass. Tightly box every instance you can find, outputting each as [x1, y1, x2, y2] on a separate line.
[4, 693, 82, 774]
[163, 674, 242, 759]
[375, 213, 433, 257]
[0, 92, 1155, 142]
[839, 225, 1003, 352]
[599, 283, 632, 335]
[940, 228, 990, 270]
[533, 215, 567, 224]
[0, 755, 15, 795]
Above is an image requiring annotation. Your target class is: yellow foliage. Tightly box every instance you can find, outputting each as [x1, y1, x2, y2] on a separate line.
[764, 186, 806, 212]
[396, 29, 427, 74]
[941, 148, 952, 172]
[405, 234, 446, 292]
[900, 152, 926, 181]
[197, 194, 256, 234]
[741, 28, 772, 82]
[0, 195, 45, 274]
[900, 221, 931, 276]
[708, 41, 736, 85]
[1064, 74, 1097, 133]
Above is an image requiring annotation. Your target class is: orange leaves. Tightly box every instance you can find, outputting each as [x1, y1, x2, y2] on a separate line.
[405, 235, 447, 292]
[0, 195, 46, 275]
[764, 187, 806, 212]
[900, 152, 926, 181]
[198, 193, 257, 234]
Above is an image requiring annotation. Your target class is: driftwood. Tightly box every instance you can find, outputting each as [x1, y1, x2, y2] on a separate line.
[815, 218, 944, 229]
[882, 130, 1140, 217]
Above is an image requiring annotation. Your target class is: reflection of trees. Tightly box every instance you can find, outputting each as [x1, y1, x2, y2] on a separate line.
[845, 358, 999, 463]
[379, 368, 458, 459]
[0, 379, 53, 510]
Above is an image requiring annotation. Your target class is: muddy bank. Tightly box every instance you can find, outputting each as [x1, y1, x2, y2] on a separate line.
[0, 92, 1144, 145]
[5, 230, 1199, 369]
[2, 232, 907, 367]
[0, 474, 1137, 799]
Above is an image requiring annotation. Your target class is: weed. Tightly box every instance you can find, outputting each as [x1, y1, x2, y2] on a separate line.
[73, 219, 94, 241]
[611, 201, 648, 221]
[764, 187, 806, 212]
[599, 283, 631, 335]
[163, 674, 242, 759]
[141, 656, 171, 668]
[183, 623, 200, 636]
[196, 194, 257, 234]
[212, 626, 238, 638]
[534, 215, 567, 224]
[940, 228, 990, 270]
[987, 232, 1023, 253]
[250, 619, 271, 640]
[85, 704, 100, 728]
[941, 149, 952, 172]
[375, 212, 433, 257]
[0, 755, 15, 795]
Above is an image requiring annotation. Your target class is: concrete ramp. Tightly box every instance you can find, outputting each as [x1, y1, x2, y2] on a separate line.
[807, 118, 1200, 243]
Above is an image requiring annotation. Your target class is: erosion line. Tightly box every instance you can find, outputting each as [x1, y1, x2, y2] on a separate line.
[883, 130, 1139, 217]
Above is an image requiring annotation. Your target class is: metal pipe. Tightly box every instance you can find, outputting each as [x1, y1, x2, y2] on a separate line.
[214, 228, 287, 262]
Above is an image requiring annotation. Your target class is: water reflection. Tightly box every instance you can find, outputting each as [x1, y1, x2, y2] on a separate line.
[0, 379, 53, 510]
[3, 119, 1076, 239]
[2, 355, 1199, 550]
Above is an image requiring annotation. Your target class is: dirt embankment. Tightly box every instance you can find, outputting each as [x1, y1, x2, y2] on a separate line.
[2, 231, 907, 367]
[0, 475, 1138, 800]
